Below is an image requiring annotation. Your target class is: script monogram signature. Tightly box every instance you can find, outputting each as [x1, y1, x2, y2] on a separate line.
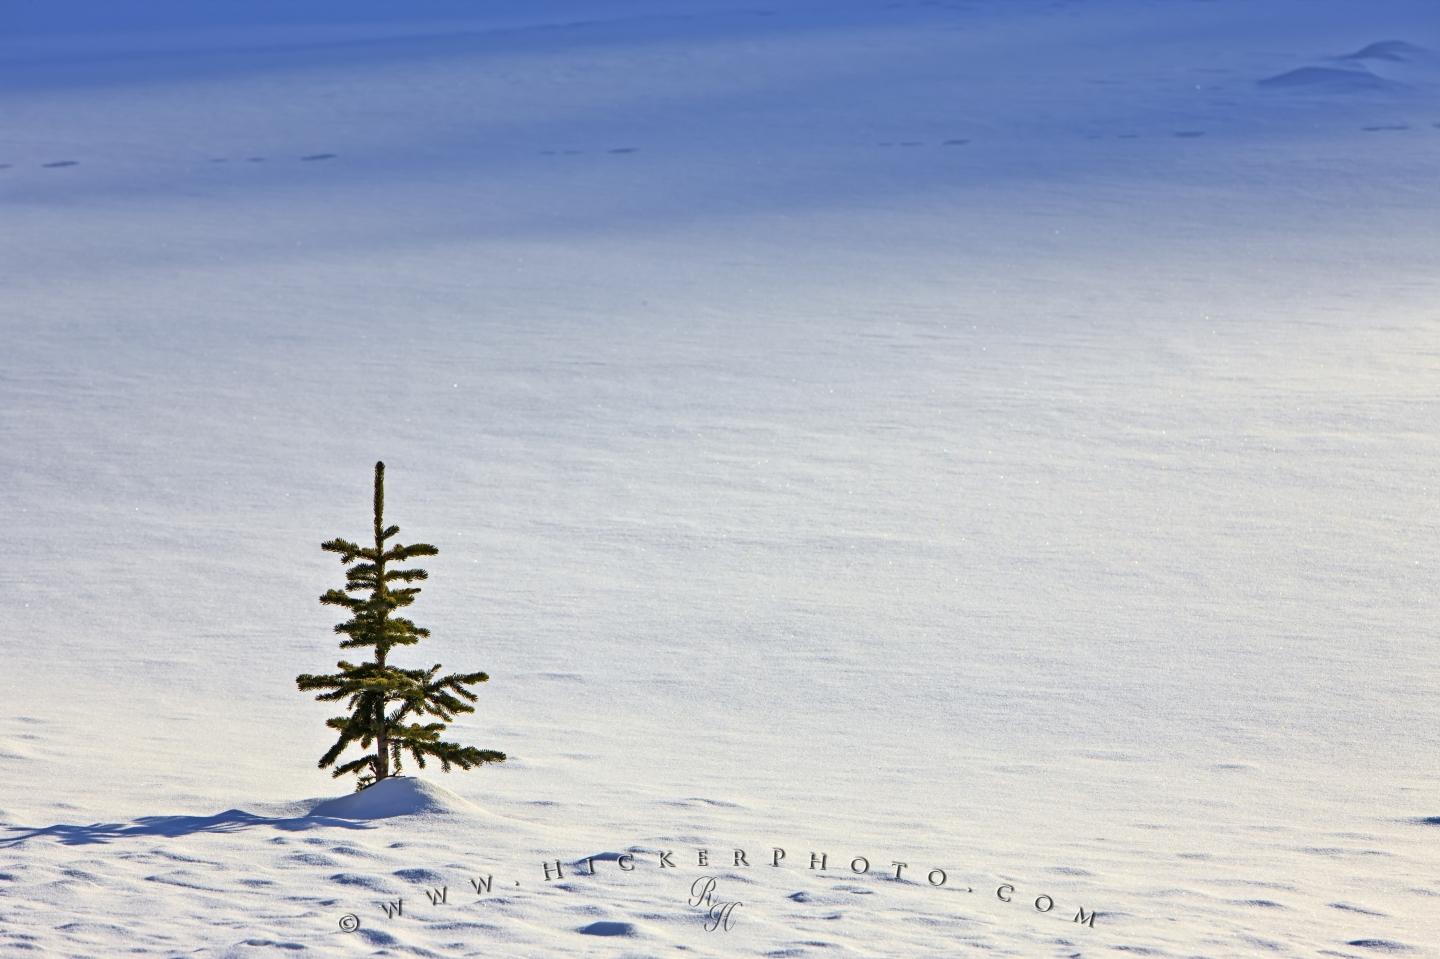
[688, 876, 743, 932]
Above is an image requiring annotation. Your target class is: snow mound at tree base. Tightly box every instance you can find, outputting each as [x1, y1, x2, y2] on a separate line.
[305, 776, 481, 820]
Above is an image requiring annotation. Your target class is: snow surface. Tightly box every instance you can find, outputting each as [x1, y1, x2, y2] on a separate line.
[2, 0, 1439, 956]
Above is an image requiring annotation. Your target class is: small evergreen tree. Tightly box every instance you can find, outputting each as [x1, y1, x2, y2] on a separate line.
[297, 461, 505, 791]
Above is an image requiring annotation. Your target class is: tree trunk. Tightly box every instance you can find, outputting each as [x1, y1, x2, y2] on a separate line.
[375, 703, 390, 782]
[371, 461, 390, 784]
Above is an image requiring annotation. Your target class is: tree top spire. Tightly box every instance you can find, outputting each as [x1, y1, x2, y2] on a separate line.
[373, 461, 386, 533]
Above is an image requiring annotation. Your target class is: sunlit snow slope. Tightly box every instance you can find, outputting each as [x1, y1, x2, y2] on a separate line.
[2, 1, 1439, 956]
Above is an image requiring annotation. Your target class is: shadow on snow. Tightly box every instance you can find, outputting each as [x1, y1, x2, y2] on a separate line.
[0, 809, 372, 846]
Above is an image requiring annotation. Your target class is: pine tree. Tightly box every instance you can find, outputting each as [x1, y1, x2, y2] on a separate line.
[297, 462, 505, 791]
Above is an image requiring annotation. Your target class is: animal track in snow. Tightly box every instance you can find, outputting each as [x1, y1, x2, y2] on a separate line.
[2, 115, 1434, 182]
[538, 147, 638, 155]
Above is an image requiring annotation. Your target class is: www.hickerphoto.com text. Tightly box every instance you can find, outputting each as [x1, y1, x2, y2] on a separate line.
[405, 846, 1101, 928]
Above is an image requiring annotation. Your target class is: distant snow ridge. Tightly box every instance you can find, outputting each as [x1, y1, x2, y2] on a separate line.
[1260, 40, 1433, 93]
[306, 776, 479, 820]
[1258, 65, 1402, 93]
[1337, 40, 1430, 63]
